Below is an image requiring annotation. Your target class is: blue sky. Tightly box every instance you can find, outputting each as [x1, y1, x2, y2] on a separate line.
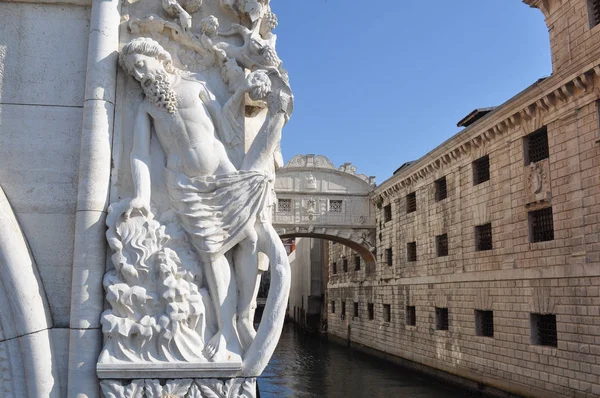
[270, 1, 551, 183]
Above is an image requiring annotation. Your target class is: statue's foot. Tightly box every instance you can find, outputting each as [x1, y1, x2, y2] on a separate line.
[203, 331, 221, 361]
[237, 319, 257, 351]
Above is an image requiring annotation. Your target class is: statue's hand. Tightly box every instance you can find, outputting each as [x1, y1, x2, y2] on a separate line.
[124, 197, 151, 219]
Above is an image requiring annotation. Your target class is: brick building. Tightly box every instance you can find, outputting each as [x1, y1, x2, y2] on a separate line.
[327, 1, 600, 397]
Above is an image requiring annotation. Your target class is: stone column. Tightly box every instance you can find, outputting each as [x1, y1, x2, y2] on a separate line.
[67, 0, 120, 396]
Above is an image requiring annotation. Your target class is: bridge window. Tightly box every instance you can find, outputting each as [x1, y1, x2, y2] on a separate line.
[406, 192, 417, 213]
[529, 207, 554, 243]
[278, 198, 292, 213]
[530, 313, 557, 347]
[341, 301, 346, 320]
[435, 307, 449, 330]
[331, 262, 337, 274]
[524, 127, 549, 165]
[406, 306, 416, 326]
[329, 199, 343, 213]
[435, 176, 447, 201]
[407, 241, 417, 262]
[354, 255, 361, 271]
[331, 301, 336, 314]
[472, 155, 490, 185]
[385, 248, 393, 266]
[383, 304, 391, 323]
[475, 223, 493, 251]
[368, 303, 374, 320]
[475, 310, 494, 337]
[383, 204, 392, 222]
[342, 257, 348, 272]
[589, 0, 600, 27]
[436, 234, 448, 257]
[353, 302, 359, 318]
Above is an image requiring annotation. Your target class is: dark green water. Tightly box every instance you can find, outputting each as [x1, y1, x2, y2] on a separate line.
[258, 324, 490, 398]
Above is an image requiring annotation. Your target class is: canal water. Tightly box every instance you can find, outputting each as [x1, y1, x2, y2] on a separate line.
[258, 324, 488, 398]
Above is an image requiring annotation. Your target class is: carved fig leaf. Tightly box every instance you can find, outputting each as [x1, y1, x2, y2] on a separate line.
[144, 379, 163, 398]
[164, 379, 193, 395]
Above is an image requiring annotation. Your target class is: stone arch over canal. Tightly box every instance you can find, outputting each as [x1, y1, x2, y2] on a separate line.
[274, 154, 377, 271]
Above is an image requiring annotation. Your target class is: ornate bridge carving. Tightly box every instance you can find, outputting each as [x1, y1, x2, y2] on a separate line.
[274, 154, 377, 268]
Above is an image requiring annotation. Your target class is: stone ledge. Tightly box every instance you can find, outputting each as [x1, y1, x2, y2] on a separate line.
[97, 361, 242, 379]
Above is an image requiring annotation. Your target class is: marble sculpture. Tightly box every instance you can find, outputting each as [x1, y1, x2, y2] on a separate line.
[98, 0, 292, 396]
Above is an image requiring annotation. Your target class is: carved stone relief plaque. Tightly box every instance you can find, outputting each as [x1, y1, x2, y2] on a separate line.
[525, 159, 551, 204]
[99, 0, 293, 394]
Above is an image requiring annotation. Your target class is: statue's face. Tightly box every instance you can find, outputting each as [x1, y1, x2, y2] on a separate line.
[124, 53, 165, 84]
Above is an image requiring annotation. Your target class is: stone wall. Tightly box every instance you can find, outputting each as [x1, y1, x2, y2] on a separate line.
[327, 1, 600, 396]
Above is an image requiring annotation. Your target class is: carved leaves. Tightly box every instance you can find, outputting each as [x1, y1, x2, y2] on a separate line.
[100, 379, 256, 398]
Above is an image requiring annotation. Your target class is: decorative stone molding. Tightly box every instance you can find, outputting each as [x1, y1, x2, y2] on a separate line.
[283, 154, 376, 187]
[474, 289, 493, 311]
[530, 287, 555, 314]
[100, 378, 255, 398]
[373, 62, 600, 203]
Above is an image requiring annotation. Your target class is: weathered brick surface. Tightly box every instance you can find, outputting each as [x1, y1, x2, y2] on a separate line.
[326, 2, 600, 397]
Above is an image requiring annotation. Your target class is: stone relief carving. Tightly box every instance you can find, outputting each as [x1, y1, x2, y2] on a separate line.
[525, 159, 551, 204]
[100, 0, 292, 385]
[283, 154, 376, 186]
[100, 378, 255, 398]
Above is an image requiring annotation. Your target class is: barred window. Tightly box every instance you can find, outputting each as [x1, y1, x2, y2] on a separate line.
[368, 303, 374, 320]
[475, 310, 494, 337]
[475, 223, 493, 251]
[331, 262, 337, 275]
[524, 127, 549, 165]
[531, 313, 557, 347]
[354, 255, 361, 271]
[331, 301, 336, 314]
[342, 257, 348, 272]
[383, 304, 391, 323]
[385, 248, 393, 266]
[436, 234, 448, 257]
[435, 176, 447, 201]
[341, 301, 346, 320]
[435, 307, 449, 330]
[407, 241, 417, 262]
[589, 0, 600, 27]
[473, 155, 490, 185]
[353, 302, 359, 318]
[329, 199, 343, 213]
[529, 207, 554, 243]
[406, 192, 417, 213]
[406, 306, 416, 326]
[278, 198, 292, 213]
[383, 204, 392, 222]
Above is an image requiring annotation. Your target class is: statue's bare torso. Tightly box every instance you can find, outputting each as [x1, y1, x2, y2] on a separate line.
[143, 76, 236, 177]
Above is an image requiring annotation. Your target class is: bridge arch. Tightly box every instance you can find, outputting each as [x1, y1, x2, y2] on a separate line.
[274, 154, 377, 271]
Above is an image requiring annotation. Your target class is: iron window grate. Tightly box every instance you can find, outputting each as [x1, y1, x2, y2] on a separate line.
[278, 198, 292, 212]
[435, 177, 447, 201]
[331, 301, 336, 314]
[331, 262, 337, 274]
[354, 255, 361, 271]
[406, 306, 416, 326]
[329, 199, 343, 213]
[525, 127, 549, 164]
[383, 304, 391, 322]
[473, 155, 490, 185]
[436, 234, 448, 257]
[475, 310, 494, 337]
[383, 204, 392, 222]
[591, 0, 600, 26]
[475, 223, 493, 251]
[407, 241, 417, 262]
[341, 301, 346, 320]
[342, 258, 348, 272]
[353, 302, 359, 318]
[386, 248, 393, 266]
[530, 207, 554, 243]
[531, 313, 557, 347]
[406, 192, 417, 213]
[368, 303, 374, 320]
[435, 307, 449, 330]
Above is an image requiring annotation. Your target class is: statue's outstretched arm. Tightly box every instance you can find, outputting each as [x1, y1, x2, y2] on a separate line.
[128, 106, 152, 217]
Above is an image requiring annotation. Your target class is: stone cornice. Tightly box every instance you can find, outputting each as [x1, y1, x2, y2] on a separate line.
[522, 0, 566, 20]
[372, 61, 600, 203]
